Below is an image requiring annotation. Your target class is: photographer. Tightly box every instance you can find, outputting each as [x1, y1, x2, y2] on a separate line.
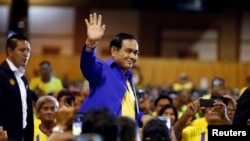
[173, 98, 201, 141]
[57, 90, 75, 108]
[173, 95, 234, 141]
[136, 89, 153, 115]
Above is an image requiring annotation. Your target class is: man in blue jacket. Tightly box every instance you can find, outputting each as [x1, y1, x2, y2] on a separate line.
[78, 13, 144, 126]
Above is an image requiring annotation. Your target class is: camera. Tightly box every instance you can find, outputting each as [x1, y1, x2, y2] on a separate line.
[200, 99, 215, 107]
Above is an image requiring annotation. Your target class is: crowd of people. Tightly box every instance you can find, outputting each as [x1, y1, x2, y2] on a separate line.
[0, 12, 249, 141]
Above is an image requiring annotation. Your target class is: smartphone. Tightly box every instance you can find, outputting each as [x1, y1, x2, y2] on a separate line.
[136, 89, 145, 102]
[200, 99, 215, 107]
[72, 121, 82, 136]
[211, 96, 228, 105]
[72, 113, 84, 136]
[65, 97, 73, 106]
[158, 116, 171, 135]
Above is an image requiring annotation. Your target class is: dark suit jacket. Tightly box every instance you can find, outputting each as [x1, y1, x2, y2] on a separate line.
[0, 60, 34, 141]
[233, 87, 250, 125]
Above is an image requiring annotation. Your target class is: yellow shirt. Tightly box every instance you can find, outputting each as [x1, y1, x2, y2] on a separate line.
[33, 123, 48, 141]
[34, 115, 41, 131]
[182, 125, 208, 141]
[191, 117, 208, 128]
[202, 94, 211, 99]
[172, 82, 194, 92]
[181, 117, 208, 141]
[122, 80, 135, 119]
[29, 76, 63, 95]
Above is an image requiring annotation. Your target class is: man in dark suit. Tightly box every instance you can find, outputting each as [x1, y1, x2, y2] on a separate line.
[233, 87, 250, 125]
[0, 34, 34, 141]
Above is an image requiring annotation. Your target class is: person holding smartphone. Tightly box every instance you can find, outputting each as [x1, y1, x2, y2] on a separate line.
[57, 90, 75, 108]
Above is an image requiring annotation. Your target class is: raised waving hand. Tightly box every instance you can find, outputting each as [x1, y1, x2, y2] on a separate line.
[85, 13, 106, 46]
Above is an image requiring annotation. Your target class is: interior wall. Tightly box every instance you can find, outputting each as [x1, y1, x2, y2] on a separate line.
[0, 5, 249, 62]
[0, 5, 9, 52]
[160, 28, 218, 61]
[28, 6, 75, 56]
[240, 12, 250, 62]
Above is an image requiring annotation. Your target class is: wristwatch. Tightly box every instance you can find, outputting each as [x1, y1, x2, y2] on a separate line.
[52, 126, 64, 133]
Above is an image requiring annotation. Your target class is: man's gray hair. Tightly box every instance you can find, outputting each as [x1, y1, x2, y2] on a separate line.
[36, 95, 59, 112]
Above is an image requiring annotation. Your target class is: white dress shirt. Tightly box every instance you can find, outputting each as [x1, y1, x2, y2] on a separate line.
[6, 59, 27, 129]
